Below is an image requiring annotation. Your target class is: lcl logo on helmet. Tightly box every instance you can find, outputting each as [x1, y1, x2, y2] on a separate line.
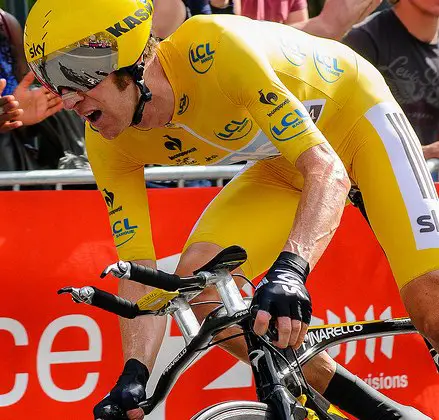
[105, 3, 152, 38]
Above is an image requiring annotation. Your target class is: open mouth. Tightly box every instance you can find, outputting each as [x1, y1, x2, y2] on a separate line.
[84, 110, 102, 124]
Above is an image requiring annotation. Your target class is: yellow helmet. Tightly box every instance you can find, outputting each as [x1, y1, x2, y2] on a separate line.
[24, 0, 153, 95]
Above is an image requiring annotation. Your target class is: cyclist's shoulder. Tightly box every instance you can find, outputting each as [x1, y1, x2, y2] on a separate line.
[164, 14, 270, 49]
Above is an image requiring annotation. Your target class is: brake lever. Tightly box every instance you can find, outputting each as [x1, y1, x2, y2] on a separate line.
[100, 261, 131, 279]
[58, 286, 94, 304]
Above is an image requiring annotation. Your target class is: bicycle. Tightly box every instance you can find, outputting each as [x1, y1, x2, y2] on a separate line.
[58, 245, 421, 420]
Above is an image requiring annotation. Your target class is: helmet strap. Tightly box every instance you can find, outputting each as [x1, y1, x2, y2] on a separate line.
[125, 62, 152, 126]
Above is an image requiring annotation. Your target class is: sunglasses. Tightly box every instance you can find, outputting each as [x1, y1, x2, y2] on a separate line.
[28, 32, 119, 96]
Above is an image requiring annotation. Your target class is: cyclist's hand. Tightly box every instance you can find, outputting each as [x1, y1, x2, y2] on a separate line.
[93, 359, 148, 420]
[252, 252, 311, 349]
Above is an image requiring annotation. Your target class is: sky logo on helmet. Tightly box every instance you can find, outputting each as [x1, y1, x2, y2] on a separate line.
[313, 50, 344, 83]
[106, 4, 152, 38]
[189, 43, 215, 74]
[28, 42, 46, 59]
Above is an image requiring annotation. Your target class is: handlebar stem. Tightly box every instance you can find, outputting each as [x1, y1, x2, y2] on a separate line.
[207, 270, 248, 316]
[172, 297, 201, 345]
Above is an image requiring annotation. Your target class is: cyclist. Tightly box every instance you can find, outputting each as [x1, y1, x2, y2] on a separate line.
[25, 0, 434, 419]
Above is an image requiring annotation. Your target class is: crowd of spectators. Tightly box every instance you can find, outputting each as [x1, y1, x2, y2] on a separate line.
[1, 0, 439, 184]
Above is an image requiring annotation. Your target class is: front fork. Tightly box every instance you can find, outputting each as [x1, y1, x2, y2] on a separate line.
[243, 319, 308, 420]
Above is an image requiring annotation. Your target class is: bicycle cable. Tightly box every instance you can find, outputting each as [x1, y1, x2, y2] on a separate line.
[232, 273, 256, 289]
[195, 331, 248, 351]
[289, 345, 312, 394]
[190, 301, 223, 307]
[258, 335, 311, 396]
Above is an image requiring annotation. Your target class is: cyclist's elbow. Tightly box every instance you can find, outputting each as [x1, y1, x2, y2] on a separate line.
[298, 143, 351, 195]
[332, 158, 351, 196]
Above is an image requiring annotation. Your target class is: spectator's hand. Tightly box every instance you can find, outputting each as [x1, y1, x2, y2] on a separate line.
[423, 141, 439, 160]
[13, 72, 64, 126]
[0, 78, 23, 133]
[320, 0, 382, 39]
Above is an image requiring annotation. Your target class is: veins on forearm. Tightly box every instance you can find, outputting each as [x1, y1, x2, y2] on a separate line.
[284, 147, 350, 268]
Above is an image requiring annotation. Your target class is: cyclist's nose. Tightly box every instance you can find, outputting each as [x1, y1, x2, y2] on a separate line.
[61, 90, 84, 110]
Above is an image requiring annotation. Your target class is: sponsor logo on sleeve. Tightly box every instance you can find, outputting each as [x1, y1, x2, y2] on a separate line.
[280, 39, 306, 67]
[313, 51, 344, 83]
[177, 94, 189, 115]
[258, 89, 291, 117]
[269, 109, 311, 141]
[214, 118, 253, 141]
[189, 43, 215, 74]
[103, 188, 123, 216]
[113, 218, 138, 247]
[259, 90, 278, 105]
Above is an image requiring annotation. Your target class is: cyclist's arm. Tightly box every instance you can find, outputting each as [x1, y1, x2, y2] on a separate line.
[86, 126, 166, 370]
[215, 34, 351, 269]
[287, 142, 350, 268]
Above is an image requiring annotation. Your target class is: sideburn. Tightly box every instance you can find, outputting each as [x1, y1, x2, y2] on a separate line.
[113, 69, 132, 91]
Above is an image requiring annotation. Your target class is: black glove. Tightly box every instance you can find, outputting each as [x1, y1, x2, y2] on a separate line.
[93, 359, 149, 419]
[252, 251, 312, 325]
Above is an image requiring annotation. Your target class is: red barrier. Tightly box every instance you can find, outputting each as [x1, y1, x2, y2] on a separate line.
[0, 188, 438, 419]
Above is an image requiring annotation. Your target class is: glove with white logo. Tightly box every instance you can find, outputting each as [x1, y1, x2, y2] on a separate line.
[252, 252, 311, 347]
[93, 359, 148, 420]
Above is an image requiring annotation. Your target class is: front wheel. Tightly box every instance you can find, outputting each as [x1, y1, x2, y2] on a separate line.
[191, 401, 274, 420]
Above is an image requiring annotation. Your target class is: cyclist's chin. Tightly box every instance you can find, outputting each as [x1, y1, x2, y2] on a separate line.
[93, 117, 127, 140]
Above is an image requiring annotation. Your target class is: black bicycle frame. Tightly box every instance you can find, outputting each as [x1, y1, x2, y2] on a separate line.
[296, 317, 416, 365]
[139, 308, 250, 414]
[139, 314, 417, 417]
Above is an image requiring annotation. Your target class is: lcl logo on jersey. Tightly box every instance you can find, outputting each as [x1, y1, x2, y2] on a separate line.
[269, 109, 310, 141]
[215, 118, 253, 141]
[189, 43, 215, 74]
[313, 51, 345, 83]
[280, 38, 306, 67]
[113, 218, 138, 247]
